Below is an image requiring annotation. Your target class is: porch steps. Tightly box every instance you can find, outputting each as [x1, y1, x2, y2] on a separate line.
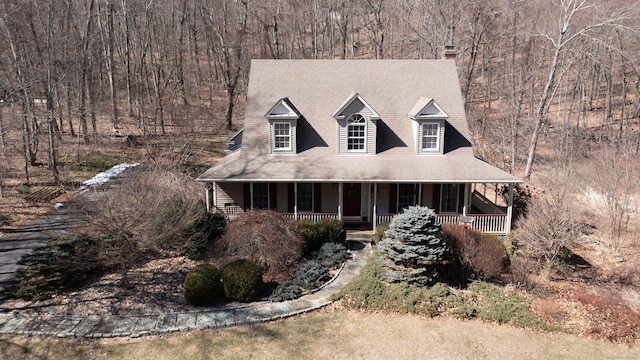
[346, 230, 374, 243]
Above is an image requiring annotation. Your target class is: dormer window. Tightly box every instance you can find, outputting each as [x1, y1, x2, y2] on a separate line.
[273, 122, 292, 151]
[265, 98, 301, 154]
[347, 114, 366, 151]
[333, 92, 379, 155]
[408, 97, 448, 155]
[420, 122, 440, 151]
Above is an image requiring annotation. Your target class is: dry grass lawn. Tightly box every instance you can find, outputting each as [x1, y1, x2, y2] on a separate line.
[2, 309, 640, 360]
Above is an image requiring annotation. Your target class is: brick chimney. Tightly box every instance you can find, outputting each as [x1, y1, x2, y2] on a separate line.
[442, 45, 456, 60]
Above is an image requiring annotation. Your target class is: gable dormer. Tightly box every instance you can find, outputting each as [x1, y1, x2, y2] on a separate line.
[265, 98, 300, 154]
[408, 97, 447, 155]
[332, 92, 379, 155]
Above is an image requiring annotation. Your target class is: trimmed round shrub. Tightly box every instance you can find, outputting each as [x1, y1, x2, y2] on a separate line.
[184, 264, 221, 306]
[222, 259, 264, 302]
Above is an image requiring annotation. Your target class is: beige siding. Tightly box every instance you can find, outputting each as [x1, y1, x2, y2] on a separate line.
[216, 183, 244, 209]
[368, 119, 377, 154]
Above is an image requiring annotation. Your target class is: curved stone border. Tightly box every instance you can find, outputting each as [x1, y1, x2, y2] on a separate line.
[0, 244, 369, 338]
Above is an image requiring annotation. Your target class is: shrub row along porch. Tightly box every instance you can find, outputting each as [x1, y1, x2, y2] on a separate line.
[204, 181, 514, 235]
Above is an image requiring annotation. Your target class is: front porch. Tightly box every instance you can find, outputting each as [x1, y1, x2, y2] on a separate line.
[205, 181, 515, 235]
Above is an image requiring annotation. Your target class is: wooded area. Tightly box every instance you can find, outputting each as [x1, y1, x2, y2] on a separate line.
[0, 0, 639, 183]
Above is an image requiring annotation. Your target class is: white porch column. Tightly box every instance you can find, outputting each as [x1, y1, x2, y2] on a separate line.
[294, 182, 298, 219]
[205, 183, 211, 212]
[505, 183, 514, 234]
[373, 183, 378, 230]
[418, 183, 423, 206]
[212, 182, 217, 208]
[338, 182, 343, 221]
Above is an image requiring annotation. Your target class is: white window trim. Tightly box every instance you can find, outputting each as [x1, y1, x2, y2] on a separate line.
[440, 184, 459, 214]
[420, 122, 440, 152]
[272, 122, 292, 152]
[346, 114, 367, 153]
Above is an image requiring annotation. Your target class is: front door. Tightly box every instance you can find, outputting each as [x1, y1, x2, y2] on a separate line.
[343, 183, 361, 218]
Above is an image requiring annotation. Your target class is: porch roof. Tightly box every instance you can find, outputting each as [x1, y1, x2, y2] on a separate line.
[197, 148, 521, 184]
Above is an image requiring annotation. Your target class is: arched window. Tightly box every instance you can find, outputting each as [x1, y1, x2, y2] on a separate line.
[347, 114, 366, 151]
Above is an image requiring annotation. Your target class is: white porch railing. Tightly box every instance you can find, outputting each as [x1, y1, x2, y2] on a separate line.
[282, 213, 340, 222]
[376, 213, 508, 234]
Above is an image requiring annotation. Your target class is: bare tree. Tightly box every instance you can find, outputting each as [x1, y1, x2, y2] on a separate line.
[524, 0, 634, 179]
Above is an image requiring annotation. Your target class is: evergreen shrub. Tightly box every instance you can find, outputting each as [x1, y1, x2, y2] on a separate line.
[374, 222, 390, 243]
[377, 206, 449, 286]
[222, 259, 264, 302]
[298, 219, 346, 253]
[293, 260, 329, 290]
[184, 212, 227, 260]
[183, 264, 221, 306]
[312, 243, 349, 268]
[10, 234, 101, 299]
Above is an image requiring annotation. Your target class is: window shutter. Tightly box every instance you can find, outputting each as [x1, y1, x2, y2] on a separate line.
[458, 184, 465, 214]
[389, 183, 397, 214]
[269, 183, 278, 210]
[243, 183, 251, 210]
[314, 183, 322, 213]
[287, 183, 295, 213]
[432, 184, 441, 213]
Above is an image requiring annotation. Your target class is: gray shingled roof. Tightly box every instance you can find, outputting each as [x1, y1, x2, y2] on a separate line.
[198, 59, 520, 184]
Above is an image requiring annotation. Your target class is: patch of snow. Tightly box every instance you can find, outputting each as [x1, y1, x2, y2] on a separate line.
[79, 163, 140, 193]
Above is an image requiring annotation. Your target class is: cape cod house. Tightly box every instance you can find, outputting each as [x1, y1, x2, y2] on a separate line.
[197, 59, 521, 235]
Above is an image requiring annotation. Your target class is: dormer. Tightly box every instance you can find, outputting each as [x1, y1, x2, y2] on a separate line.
[332, 92, 379, 155]
[265, 98, 301, 154]
[408, 97, 448, 155]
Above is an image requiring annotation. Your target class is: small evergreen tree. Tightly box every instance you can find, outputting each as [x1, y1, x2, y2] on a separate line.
[377, 206, 449, 286]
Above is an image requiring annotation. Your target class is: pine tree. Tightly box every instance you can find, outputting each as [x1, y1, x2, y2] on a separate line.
[377, 206, 449, 286]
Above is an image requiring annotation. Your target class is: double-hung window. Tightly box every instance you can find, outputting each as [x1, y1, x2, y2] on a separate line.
[398, 184, 416, 212]
[421, 123, 440, 151]
[297, 183, 313, 212]
[440, 184, 459, 213]
[347, 114, 366, 151]
[273, 122, 291, 151]
[252, 183, 269, 210]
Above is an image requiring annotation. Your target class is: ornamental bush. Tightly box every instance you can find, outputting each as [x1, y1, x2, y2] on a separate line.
[312, 242, 349, 268]
[184, 212, 227, 260]
[222, 259, 264, 302]
[293, 260, 329, 290]
[377, 206, 449, 286]
[442, 223, 510, 282]
[183, 264, 221, 306]
[10, 233, 101, 300]
[210, 210, 304, 280]
[298, 218, 346, 253]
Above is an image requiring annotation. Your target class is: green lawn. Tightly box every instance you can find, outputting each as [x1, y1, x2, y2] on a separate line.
[1, 310, 639, 360]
